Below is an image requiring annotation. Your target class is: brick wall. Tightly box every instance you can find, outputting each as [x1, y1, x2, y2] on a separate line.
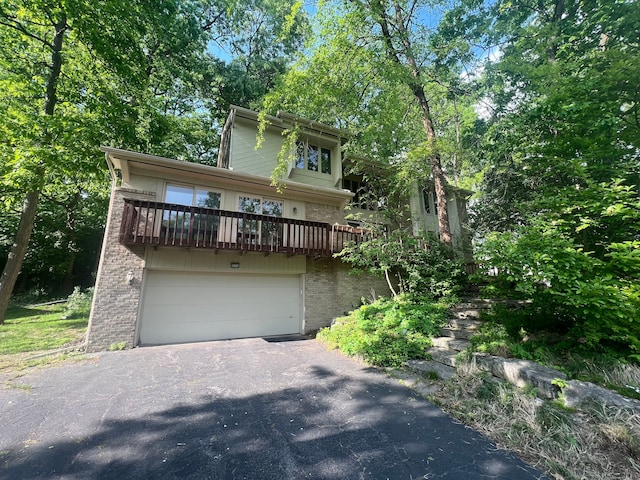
[303, 258, 337, 333]
[303, 257, 393, 334]
[335, 262, 392, 316]
[305, 201, 345, 224]
[86, 187, 155, 352]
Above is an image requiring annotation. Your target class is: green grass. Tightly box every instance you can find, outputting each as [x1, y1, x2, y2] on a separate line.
[0, 303, 88, 355]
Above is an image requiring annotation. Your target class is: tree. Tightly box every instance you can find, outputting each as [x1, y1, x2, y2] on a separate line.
[211, 0, 308, 111]
[0, 0, 309, 320]
[261, 0, 478, 242]
[0, 0, 211, 321]
[451, 0, 640, 240]
[444, 0, 640, 356]
[0, 1, 70, 321]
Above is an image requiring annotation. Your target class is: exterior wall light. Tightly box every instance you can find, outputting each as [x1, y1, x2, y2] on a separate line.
[126, 270, 134, 285]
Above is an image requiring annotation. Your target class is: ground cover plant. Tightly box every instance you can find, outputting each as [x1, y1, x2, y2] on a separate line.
[317, 294, 451, 367]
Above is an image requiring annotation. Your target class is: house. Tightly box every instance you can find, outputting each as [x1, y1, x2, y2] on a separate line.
[86, 106, 471, 351]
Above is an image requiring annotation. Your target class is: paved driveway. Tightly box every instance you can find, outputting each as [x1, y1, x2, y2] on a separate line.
[0, 338, 549, 479]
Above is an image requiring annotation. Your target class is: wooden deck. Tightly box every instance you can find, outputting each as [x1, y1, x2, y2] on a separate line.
[119, 199, 369, 256]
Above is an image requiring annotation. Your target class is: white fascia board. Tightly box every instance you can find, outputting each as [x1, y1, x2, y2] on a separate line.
[100, 146, 354, 207]
[276, 110, 349, 139]
[229, 105, 284, 129]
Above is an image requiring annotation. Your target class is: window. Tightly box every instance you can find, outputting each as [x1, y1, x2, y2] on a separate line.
[237, 195, 284, 247]
[238, 196, 282, 216]
[163, 184, 222, 243]
[165, 184, 221, 209]
[343, 178, 363, 207]
[296, 140, 331, 174]
[423, 189, 437, 216]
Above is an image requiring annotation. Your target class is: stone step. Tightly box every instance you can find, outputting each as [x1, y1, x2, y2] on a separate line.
[449, 308, 482, 320]
[439, 327, 476, 340]
[455, 297, 497, 309]
[440, 318, 483, 339]
[405, 359, 456, 380]
[427, 348, 459, 367]
[444, 318, 483, 330]
[431, 337, 470, 351]
[457, 298, 532, 309]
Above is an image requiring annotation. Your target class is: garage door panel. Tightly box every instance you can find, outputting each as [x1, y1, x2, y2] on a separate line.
[139, 271, 301, 345]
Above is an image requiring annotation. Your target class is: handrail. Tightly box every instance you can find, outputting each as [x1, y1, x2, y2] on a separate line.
[119, 199, 366, 256]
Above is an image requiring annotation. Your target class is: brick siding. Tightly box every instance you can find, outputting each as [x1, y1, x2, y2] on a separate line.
[303, 257, 392, 334]
[86, 187, 155, 352]
[304, 202, 345, 224]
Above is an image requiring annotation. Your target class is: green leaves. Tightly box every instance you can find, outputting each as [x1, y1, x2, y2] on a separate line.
[1, 0, 309, 303]
[336, 228, 466, 298]
[317, 295, 450, 366]
[478, 222, 640, 357]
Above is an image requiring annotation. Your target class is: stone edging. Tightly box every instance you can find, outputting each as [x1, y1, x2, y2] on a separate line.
[470, 353, 640, 411]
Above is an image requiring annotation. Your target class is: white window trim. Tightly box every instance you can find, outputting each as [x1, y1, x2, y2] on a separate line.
[164, 182, 225, 208]
[294, 139, 334, 176]
[236, 193, 285, 217]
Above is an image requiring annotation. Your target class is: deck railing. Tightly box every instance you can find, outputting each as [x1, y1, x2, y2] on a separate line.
[119, 199, 368, 256]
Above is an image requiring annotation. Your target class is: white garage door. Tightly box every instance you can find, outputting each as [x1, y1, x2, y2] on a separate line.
[139, 271, 301, 345]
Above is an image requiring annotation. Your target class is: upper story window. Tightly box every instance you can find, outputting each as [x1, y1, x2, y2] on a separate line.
[343, 177, 365, 208]
[165, 184, 221, 209]
[343, 175, 385, 211]
[422, 188, 437, 216]
[296, 140, 331, 175]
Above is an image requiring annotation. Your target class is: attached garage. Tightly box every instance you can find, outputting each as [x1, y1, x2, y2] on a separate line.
[139, 270, 302, 345]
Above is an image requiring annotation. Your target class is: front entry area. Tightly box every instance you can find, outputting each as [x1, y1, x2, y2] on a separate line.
[139, 270, 302, 345]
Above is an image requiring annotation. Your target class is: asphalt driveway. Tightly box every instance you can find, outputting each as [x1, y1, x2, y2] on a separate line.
[0, 338, 550, 479]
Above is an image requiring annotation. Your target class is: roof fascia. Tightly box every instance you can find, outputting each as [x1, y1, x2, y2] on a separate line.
[230, 105, 348, 140]
[343, 154, 390, 174]
[100, 146, 354, 207]
[229, 104, 284, 129]
[276, 110, 349, 139]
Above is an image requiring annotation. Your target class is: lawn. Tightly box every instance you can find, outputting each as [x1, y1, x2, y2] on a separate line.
[0, 303, 88, 355]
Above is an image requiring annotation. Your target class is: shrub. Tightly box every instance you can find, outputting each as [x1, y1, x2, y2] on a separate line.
[336, 229, 467, 298]
[8, 288, 52, 307]
[63, 287, 94, 319]
[477, 227, 640, 360]
[317, 295, 450, 367]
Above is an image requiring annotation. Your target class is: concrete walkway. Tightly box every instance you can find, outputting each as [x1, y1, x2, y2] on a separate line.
[0, 338, 550, 479]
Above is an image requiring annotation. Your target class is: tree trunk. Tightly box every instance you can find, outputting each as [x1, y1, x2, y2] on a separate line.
[410, 83, 453, 246]
[0, 14, 66, 322]
[371, 0, 453, 245]
[0, 191, 40, 322]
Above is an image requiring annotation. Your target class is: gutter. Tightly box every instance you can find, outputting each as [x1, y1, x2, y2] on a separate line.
[100, 146, 355, 208]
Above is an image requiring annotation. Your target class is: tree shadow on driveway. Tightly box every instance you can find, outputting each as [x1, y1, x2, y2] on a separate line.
[0, 345, 550, 480]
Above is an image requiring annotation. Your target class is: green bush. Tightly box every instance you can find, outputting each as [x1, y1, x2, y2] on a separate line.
[477, 227, 640, 360]
[8, 288, 53, 307]
[317, 295, 450, 367]
[63, 287, 94, 319]
[336, 229, 466, 298]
